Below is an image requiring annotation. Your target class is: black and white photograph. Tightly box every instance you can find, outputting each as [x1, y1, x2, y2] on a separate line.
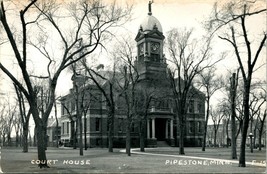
[0, 0, 266, 173]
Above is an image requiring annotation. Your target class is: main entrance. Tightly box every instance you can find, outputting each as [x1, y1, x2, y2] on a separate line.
[155, 118, 166, 141]
[146, 117, 175, 147]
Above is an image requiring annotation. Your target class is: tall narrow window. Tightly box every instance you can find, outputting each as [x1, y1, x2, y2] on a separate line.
[61, 103, 65, 115]
[131, 123, 135, 132]
[189, 121, 194, 133]
[197, 103, 202, 113]
[95, 118, 101, 132]
[197, 122, 201, 133]
[188, 100, 194, 113]
[67, 122, 69, 134]
[62, 122, 64, 134]
[71, 100, 75, 112]
[118, 118, 123, 132]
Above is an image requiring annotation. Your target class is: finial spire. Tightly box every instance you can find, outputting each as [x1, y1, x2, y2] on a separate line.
[148, 0, 153, 15]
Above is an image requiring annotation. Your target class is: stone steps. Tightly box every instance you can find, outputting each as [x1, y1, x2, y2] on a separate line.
[157, 141, 169, 147]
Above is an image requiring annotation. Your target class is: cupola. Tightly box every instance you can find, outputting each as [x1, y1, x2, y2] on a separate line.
[134, 1, 167, 81]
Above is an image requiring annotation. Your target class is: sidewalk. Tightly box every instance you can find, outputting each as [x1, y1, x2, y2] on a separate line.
[126, 147, 266, 167]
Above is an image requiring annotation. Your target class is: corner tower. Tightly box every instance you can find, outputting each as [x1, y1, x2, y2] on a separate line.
[135, 1, 167, 81]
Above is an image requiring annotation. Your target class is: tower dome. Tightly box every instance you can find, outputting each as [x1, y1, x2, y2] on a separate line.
[139, 1, 162, 33]
[140, 15, 162, 33]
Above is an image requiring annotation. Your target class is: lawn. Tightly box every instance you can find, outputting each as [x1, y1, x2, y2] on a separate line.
[1, 146, 265, 173]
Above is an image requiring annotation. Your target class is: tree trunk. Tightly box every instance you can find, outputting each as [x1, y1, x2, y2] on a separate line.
[139, 119, 145, 152]
[179, 112, 185, 155]
[231, 115, 237, 159]
[78, 116, 83, 156]
[108, 108, 114, 152]
[7, 133, 11, 146]
[225, 118, 229, 148]
[259, 112, 266, 151]
[126, 119, 131, 156]
[16, 131, 19, 147]
[202, 98, 210, 151]
[74, 121, 77, 149]
[22, 124, 29, 152]
[36, 122, 49, 168]
[258, 132, 262, 151]
[230, 73, 237, 158]
[84, 115, 87, 150]
[2, 134, 5, 146]
[214, 129, 217, 147]
[70, 121, 74, 147]
[54, 99, 59, 148]
[239, 84, 250, 167]
[253, 128, 256, 149]
[108, 124, 114, 152]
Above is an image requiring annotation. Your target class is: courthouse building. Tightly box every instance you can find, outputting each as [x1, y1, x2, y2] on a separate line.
[60, 2, 205, 148]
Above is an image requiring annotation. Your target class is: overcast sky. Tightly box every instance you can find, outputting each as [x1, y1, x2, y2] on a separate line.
[0, 0, 266, 136]
[0, 0, 266, 102]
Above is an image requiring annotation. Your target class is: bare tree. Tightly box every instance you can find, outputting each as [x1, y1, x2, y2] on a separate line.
[61, 102, 78, 149]
[206, 0, 266, 167]
[14, 84, 31, 152]
[81, 87, 91, 150]
[229, 72, 239, 159]
[196, 67, 223, 151]
[210, 106, 225, 147]
[256, 109, 266, 151]
[53, 96, 59, 148]
[0, 0, 131, 168]
[113, 37, 139, 156]
[136, 88, 153, 152]
[69, 64, 85, 156]
[219, 101, 231, 148]
[13, 112, 21, 147]
[0, 98, 17, 146]
[166, 28, 220, 154]
[0, 101, 7, 146]
[248, 84, 266, 151]
[82, 61, 117, 152]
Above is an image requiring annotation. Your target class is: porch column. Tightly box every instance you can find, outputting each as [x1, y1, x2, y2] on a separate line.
[165, 120, 168, 139]
[170, 119, 174, 139]
[147, 119, 150, 139]
[152, 118, 155, 139]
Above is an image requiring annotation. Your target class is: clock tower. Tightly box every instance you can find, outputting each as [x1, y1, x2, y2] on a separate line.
[135, 1, 167, 81]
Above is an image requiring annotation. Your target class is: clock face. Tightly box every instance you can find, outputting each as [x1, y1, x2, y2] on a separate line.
[151, 42, 160, 53]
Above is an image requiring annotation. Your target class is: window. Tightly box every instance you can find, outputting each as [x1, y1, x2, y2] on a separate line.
[62, 122, 64, 134]
[197, 122, 201, 133]
[131, 123, 135, 132]
[96, 118, 101, 132]
[71, 100, 75, 112]
[188, 100, 194, 113]
[67, 122, 69, 134]
[189, 121, 194, 133]
[197, 103, 202, 113]
[61, 103, 65, 115]
[118, 118, 123, 132]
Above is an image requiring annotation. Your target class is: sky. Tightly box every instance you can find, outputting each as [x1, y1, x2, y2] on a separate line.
[57, 0, 266, 100]
[0, 0, 266, 130]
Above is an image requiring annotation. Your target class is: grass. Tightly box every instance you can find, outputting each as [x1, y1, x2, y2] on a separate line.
[1, 146, 266, 173]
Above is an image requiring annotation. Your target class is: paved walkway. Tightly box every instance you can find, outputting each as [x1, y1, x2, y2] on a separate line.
[120, 148, 266, 167]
